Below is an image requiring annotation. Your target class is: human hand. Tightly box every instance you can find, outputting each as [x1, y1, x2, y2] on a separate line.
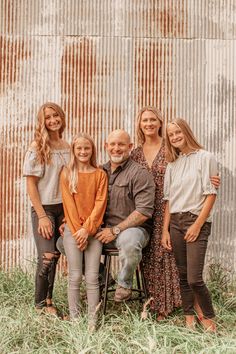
[78, 240, 88, 251]
[73, 228, 89, 250]
[95, 228, 116, 244]
[161, 230, 172, 251]
[210, 175, 220, 189]
[59, 223, 65, 237]
[184, 223, 201, 242]
[38, 216, 53, 239]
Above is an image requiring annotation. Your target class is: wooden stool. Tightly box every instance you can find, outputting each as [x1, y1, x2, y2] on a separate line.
[101, 247, 148, 315]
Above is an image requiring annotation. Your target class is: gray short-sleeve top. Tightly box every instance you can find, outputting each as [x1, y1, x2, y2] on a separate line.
[23, 148, 70, 205]
[163, 149, 218, 222]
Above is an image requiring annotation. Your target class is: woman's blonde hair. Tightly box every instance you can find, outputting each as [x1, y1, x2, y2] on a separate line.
[67, 133, 97, 194]
[136, 106, 163, 145]
[34, 102, 66, 164]
[165, 118, 203, 162]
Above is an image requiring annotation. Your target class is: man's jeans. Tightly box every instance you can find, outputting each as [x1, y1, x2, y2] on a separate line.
[57, 227, 150, 289]
[105, 227, 149, 289]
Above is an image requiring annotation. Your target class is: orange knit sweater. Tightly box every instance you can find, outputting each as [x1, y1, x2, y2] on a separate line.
[60, 168, 108, 236]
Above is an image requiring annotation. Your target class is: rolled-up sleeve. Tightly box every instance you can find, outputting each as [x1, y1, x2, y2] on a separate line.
[23, 150, 44, 177]
[201, 152, 218, 195]
[132, 168, 155, 218]
[163, 163, 171, 200]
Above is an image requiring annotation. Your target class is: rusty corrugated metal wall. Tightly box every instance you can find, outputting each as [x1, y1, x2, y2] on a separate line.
[0, 1, 235, 271]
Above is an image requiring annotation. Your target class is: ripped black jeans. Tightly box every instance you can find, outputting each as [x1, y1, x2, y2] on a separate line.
[31, 204, 64, 308]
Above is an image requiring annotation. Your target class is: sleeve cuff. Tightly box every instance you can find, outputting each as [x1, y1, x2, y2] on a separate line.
[136, 207, 153, 219]
[203, 189, 217, 195]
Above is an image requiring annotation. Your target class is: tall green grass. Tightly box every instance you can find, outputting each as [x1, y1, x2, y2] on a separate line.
[0, 265, 235, 354]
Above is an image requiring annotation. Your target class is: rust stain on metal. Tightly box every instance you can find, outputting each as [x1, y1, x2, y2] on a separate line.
[1, 148, 19, 268]
[61, 38, 98, 136]
[134, 40, 175, 121]
[157, 2, 187, 37]
[0, 36, 30, 89]
[137, 1, 187, 38]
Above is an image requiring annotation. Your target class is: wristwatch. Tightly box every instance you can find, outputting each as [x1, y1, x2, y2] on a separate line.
[111, 226, 121, 238]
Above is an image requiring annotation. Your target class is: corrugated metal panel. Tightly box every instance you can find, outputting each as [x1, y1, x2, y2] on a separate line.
[0, 1, 235, 272]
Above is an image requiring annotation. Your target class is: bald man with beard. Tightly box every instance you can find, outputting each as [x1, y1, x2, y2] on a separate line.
[95, 130, 155, 302]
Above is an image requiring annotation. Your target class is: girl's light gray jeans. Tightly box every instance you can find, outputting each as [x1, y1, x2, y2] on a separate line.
[63, 225, 102, 322]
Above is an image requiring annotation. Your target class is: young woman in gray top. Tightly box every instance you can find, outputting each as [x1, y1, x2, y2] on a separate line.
[162, 118, 217, 332]
[23, 102, 70, 314]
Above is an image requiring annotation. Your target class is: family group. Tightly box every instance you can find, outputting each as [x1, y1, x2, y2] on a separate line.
[23, 102, 219, 332]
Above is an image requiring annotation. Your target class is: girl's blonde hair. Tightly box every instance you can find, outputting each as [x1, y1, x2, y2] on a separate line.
[67, 133, 97, 194]
[136, 106, 163, 145]
[34, 102, 66, 164]
[165, 118, 203, 162]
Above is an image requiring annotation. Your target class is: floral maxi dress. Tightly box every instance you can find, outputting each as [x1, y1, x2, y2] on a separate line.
[131, 144, 181, 316]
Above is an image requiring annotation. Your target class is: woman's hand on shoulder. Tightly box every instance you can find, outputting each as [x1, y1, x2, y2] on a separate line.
[210, 175, 221, 189]
[184, 222, 201, 242]
[161, 230, 172, 251]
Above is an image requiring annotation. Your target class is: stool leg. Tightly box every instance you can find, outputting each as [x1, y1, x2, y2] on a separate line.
[136, 266, 142, 302]
[140, 262, 148, 299]
[102, 255, 111, 315]
[100, 255, 107, 297]
[104, 254, 108, 267]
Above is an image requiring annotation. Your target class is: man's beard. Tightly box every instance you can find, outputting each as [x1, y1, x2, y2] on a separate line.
[110, 154, 127, 163]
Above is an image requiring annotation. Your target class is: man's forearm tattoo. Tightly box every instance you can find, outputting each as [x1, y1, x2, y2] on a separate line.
[117, 211, 148, 231]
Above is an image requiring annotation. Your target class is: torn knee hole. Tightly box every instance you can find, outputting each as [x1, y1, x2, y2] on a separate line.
[39, 252, 59, 279]
[43, 251, 60, 261]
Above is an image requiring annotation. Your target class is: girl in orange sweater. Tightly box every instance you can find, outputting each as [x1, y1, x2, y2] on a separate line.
[60, 133, 108, 329]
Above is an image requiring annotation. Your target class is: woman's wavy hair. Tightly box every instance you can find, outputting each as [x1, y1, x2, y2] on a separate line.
[136, 106, 163, 145]
[165, 118, 203, 162]
[67, 133, 97, 194]
[34, 102, 66, 164]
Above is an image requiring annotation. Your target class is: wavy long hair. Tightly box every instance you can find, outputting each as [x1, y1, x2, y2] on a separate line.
[34, 102, 66, 164]
[136, 106, 163, 145]
[67, 133, 97, 194]
[165, 118, 203, 162]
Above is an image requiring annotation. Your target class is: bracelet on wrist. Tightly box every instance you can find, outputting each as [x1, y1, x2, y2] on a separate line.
[38, 214, 47, 219]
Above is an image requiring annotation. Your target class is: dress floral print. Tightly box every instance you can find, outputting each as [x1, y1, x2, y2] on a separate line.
[131, 143, 181, 315]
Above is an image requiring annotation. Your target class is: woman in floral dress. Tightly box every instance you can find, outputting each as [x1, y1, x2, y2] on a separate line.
[131, 106, 181, 318]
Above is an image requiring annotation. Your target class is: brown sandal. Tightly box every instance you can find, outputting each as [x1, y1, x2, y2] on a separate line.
[45, 303, 58, 315]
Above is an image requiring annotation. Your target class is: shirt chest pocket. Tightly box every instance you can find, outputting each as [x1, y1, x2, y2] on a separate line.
[112, 182, 132, 200]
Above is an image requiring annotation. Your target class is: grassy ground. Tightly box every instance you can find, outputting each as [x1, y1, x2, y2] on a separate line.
[0, 265, 235, 354]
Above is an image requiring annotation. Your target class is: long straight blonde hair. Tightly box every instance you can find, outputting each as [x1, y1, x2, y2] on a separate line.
[67, 133, 97, 194]
[165, 118, 203, 162]
[34, 102, 66, 164]
[136, 106, 163, 145]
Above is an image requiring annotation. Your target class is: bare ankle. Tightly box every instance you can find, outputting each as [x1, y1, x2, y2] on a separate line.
[185, 315, 196, 329]
[200, 317, 216, 332]
[46, 298, 52, 306]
